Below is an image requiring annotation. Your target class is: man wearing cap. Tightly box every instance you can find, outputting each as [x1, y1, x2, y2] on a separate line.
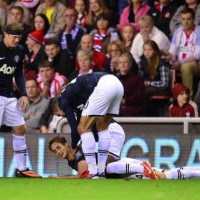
[0, 22, 41, 177]
[25, 29, 46, 78]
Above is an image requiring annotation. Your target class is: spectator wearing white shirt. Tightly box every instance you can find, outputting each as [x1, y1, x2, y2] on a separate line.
[168, 8, 200, 97]
[130, 14, 170, 66]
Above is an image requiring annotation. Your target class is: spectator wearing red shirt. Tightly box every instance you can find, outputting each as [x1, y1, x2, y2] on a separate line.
[169, 83, 198, 117]
[76, 34, 107, 71]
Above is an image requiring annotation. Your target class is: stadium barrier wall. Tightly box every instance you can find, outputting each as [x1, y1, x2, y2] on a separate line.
[0, 117, 200, 177]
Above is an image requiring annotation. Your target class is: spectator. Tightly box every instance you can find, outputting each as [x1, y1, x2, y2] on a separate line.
[39, 97, 65, 134]
[44, 38, 72, 79]
[0, 0, 32, 29]
[23, 79, 50, 134]
[25, 29, 46, 78]
[33, 14, 50, 39]
[76, 34, 107, 71]
[35, 0, 66, 38]
[37, 60, 67, 98]
[59, 7, 85, 66]
[86, 0, 118, 33]
[121, 23, 136, 52]
[105, 40, 127, 75]
[90, 12, 119, 54]
[19, 0, 40, 15]
[140, 40, 170, 116]
[170, 0, 200, 34]
[130, 15, 170, 66]
[39, 97, 64, 134]
[168, 8, 200, 97]
[69, 49, 98, 81]
[117, 53, 144, 116]
[154, 0, 177, 38]
[169, 83, 198, 117]
[118, 0, 151, 31]
[10, 6, 31, 47]
[74, 0, 87, 28]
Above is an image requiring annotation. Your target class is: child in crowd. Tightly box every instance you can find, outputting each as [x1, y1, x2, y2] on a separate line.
[140, 40, 170, 116]
[121, 24, 136, 52]
[74, 0, 87, 28]
[169, 83, 198, 117]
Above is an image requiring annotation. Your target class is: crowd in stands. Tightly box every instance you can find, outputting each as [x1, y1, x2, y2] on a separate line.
[0, 0, 200, 133]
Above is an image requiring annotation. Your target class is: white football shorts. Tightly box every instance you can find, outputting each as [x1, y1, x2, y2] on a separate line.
[108, 122, 125, 159]
[0, 96, 25, 127]
[82, 75, 124, 116]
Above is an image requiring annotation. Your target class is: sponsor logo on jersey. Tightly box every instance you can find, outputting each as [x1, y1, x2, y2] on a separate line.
[0, 64, 16, 74]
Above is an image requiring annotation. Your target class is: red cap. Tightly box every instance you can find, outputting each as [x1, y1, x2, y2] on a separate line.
[28, 30, 44, 44]
[172, 83, 190, 100]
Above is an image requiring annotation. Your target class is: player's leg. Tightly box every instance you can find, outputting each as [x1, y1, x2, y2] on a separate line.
[106, 158, 157, 179]
[106, 158, 145, 174]
[96, 116, 112, 175]
[5, 97, 41, 177]
[164, 168, 200, 179]
[78, 116, 98, 175]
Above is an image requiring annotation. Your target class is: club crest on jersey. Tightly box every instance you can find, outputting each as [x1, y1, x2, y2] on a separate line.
[14, 55, 20, 63]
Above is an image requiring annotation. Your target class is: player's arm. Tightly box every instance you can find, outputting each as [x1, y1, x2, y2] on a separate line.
[77, 160, 88, 175]
[65, 108, 80, 148]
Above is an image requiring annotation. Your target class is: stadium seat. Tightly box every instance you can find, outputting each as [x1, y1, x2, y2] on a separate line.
[148, 70, 176, 116]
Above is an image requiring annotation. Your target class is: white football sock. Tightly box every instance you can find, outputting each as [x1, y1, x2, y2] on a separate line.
[165, 169, 182, 179]
[97, 130, 111, 174]
[181, 169, 200, 179]
[179, 166, 200, 171]
[81, 132, 97, 175]
[165, 168, 200, 179]
[13, 134, 27, 171]
[106, 160, 144, 174]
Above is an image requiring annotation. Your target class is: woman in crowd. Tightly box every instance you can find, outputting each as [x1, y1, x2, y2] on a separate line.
[119, 0, 151, 31]
[130, 15, 170, 66]
[105, 40, 127, 75]
[33, 14, 50, 40]
[140, 40, 170, 116]
[117, 53, 144, 116]
[86, 0, 118, 33]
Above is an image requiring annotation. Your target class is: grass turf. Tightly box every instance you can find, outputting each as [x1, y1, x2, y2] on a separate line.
[0, 179, 200, 200]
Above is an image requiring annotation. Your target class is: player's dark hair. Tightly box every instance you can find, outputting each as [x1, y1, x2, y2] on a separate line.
[181, 7, 195, 19]
[48, 136, 67, 151]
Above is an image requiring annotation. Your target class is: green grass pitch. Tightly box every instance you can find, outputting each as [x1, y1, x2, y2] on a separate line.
[0, 179, 200, 200]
